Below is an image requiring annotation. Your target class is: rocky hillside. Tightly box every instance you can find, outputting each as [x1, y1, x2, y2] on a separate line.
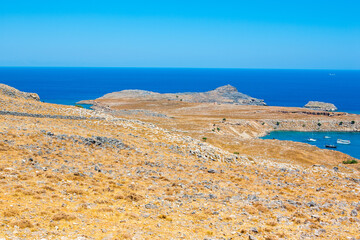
[81, 85, 266, 106]
[0, 84, 40, 101]
[0, 84, 359, 239]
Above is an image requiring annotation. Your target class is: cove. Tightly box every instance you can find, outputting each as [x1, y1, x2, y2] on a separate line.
[261, 131, 360, 159]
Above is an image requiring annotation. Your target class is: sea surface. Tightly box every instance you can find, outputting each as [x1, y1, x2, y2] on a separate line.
[0, 67, 359, 112]
[1, 67, 359, 158]
[261, 131, 360, 159]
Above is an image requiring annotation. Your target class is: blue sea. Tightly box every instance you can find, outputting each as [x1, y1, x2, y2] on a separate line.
[0, 67, 359, 158]
[0, 67, 359, 113]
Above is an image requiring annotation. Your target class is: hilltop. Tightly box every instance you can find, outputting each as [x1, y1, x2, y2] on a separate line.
[0, 84, 360, 239]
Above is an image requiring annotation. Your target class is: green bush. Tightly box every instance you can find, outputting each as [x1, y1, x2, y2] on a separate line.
[339, 122, 343, 126]
[276, 122, 280, 126]
[317, 122, 322, 127]
[342, 159, 358, 164]
[223, 118, 226, 121]
[202, 137, 207, 142]
[217, 127, 220, 131]
[233, 152, 239, 155]
[351, 121, 355, 124]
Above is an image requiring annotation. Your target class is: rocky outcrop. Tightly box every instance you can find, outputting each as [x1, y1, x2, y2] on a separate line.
[304, 101, 337, 112]
[84, 84, 266, 106]
[183, 85, 266, 105]
[0, 83, 40, 101]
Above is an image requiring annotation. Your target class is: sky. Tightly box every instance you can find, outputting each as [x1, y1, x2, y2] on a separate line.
[0, 0, 359, 69]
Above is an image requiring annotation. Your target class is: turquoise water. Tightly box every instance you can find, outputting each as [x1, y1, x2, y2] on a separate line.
[261, 131, 360, 159]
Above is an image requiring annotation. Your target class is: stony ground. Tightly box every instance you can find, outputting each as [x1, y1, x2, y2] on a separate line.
[89, 97, 360, 169]
[0, 85, 360, 239]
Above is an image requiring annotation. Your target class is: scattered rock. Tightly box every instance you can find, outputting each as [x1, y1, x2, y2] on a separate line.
[144, 203, 158, 209]
[249, 235, 257, 240]
[351, 209, 358, 217]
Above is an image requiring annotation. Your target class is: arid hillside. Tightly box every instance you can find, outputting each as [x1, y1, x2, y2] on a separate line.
[1, 84, 360, 239]
[85, 91, 360, 168]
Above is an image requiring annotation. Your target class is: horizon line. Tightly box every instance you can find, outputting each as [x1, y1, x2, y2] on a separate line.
[0, 66, 359, 71]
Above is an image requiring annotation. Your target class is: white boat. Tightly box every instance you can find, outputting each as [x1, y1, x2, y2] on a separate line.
[324, 136, 331, 139]
[307, 138, 317, 142]
[337, 139, 351, 145]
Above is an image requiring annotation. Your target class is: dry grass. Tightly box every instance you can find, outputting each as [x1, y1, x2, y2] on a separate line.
[0, 89, 359, 239]
[52, 212, 77, 221]
[11, 220, 33, 228]
[3, 208, 20, 217]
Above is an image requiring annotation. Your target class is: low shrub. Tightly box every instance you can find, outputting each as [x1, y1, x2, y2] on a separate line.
[343, 159, 358, 164]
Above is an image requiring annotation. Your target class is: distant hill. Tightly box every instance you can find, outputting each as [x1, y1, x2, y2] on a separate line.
[96, 84, 266, 106]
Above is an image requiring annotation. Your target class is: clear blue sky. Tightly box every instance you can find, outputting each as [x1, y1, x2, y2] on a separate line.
[1, 0, 359, 69]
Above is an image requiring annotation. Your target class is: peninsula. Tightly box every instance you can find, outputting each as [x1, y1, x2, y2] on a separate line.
[78, 85, 266, 106]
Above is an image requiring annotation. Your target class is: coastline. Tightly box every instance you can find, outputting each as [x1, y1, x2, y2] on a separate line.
[77, 86, 360, 165]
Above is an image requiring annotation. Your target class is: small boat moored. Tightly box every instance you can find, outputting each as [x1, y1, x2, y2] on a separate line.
[324, 136, 331, 139]
[337, 139, 351, 145]
[307, 138, 317, 142]
[325, 145, 337, 149]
